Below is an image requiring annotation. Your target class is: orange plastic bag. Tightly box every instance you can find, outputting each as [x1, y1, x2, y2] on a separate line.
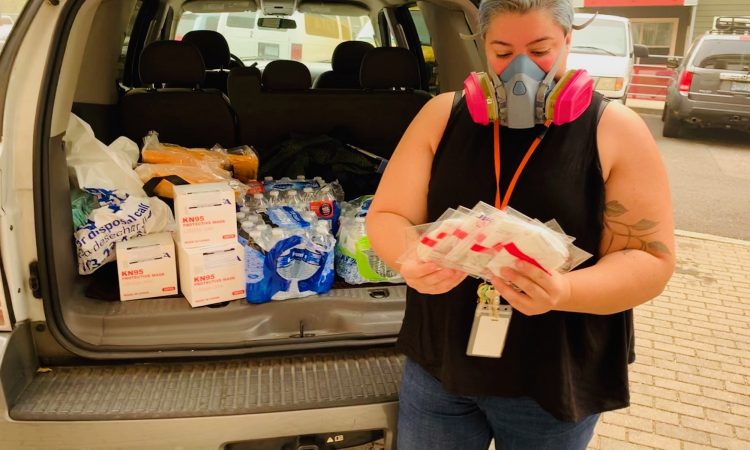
[226, 146, 259, 183]
[142, 132, 228, 167]
[140, 131, 258, 183]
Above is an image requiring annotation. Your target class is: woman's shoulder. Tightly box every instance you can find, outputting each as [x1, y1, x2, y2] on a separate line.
[424, 91, 458, 117]
[596, 99, 657, 180]
[408, 91, 461, 154]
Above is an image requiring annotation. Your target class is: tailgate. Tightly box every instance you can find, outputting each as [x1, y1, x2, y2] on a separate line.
[689, 69, 750, 107]
[11, 348, 403, 421]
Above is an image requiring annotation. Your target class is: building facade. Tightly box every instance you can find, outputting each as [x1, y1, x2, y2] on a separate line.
[575, 0, 748, 57]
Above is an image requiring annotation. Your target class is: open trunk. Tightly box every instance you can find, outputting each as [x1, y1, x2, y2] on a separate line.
[41, 103, 406, 358]
[33, 0, 408, 361]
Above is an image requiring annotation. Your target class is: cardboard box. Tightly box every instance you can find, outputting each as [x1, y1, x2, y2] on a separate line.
[173, 182, 237, 248]
[116, 232, 178, 301]
[176, 240, 245, 307]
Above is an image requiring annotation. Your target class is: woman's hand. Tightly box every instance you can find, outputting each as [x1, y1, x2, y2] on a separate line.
[400, 257, 468, 295]
[490, 260, 571, 316]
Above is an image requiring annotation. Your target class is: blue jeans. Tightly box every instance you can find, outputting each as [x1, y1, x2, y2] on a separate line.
[397, 358, 599, 450]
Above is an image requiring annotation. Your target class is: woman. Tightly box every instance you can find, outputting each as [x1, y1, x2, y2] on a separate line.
[365, 0, 676, 449]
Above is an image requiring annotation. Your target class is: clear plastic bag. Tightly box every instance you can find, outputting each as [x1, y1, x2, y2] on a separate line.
[399, 202, 592, 280]
[141, 131, 230, 176]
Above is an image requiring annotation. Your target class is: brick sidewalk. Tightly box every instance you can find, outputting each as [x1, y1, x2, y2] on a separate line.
[588, 231, 750, 450]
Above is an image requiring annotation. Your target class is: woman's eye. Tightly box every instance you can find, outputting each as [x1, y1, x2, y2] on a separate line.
[495, 53, 512, 59]
[531, 50, 550, 56]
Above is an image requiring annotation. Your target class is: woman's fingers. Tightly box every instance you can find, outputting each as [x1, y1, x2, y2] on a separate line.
[401, 258, 468, 294]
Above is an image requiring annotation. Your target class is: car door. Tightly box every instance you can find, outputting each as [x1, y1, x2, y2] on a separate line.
[0, 1, 40, 334]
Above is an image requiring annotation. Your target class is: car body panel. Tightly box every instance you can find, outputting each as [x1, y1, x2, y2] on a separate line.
[664, 31, 750, 134]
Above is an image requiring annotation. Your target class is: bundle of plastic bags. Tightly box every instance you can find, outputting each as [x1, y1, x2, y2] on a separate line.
[402, 202, 592, 280]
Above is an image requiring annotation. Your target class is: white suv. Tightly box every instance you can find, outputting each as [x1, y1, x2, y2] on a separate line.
[0, 0, 479, 448]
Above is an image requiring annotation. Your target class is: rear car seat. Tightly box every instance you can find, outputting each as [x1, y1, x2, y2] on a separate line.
[359, 47, 422, 92]
[182, 30, 232, 94]
[262, 60, 312, 91]
[120, 40, 238, 149]
[313, 40, 374, 89]
[228, 50, 430, 159]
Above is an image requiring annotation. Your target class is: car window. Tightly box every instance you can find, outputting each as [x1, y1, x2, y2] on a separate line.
[408, 5, 438, 94]
[693, 39, 750, 70]
[117, 1, 144, 81]
[0, 5, 24, 56]
[571, 19, 628, 57]
[226, 12, 256, 29]
[175, 10, 372, 67]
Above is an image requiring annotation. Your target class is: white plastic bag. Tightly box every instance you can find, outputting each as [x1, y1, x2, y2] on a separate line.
[65, 114, 176, 274]
[74, 189, 165, 274]
[65, 114, 144, 194]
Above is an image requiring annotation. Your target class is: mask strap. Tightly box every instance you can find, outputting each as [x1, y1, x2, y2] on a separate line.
[536, 44, 567, 117]
[493, 119, 553, 210]
[487, 64, 507, 124]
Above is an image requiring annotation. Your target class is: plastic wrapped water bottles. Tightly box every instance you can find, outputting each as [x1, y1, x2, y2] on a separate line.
[335, 195, 402, 284]
[309, 185, 340, 234]
[241, 205, 335, 303]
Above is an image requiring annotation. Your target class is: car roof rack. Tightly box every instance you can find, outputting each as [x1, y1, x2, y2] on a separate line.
[710, 16, 750, 35]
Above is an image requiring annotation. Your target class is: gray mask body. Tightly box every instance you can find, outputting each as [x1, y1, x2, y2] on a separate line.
[489, 50, 565, 129]
[499, 55, 546, 129]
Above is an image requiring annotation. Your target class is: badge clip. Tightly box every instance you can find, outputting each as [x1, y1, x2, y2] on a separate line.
[467, 283, 512, 358]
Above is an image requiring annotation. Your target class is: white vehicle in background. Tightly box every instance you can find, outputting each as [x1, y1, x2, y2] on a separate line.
[567, 13, 648, 102]
[176, 10, 372, 68]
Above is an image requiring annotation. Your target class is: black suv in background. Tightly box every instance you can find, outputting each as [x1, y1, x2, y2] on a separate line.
[662, 16, 750, 138]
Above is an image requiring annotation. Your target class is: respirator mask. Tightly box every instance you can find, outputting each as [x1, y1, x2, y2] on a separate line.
[463, 46, 593, 128]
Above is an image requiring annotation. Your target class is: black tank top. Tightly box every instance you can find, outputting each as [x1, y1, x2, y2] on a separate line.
[396, 92, 635, 422]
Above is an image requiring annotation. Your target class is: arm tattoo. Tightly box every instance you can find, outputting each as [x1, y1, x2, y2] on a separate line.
[603, 200, 671, 255]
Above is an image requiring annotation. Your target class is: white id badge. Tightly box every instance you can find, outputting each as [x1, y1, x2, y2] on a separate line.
[466, 303, 512, 358]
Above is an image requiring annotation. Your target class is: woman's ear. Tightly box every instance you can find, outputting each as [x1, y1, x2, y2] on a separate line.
[564, 32, 572, 51]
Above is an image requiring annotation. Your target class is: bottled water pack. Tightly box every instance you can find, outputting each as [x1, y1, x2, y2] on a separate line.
[335, 196, 403, 285]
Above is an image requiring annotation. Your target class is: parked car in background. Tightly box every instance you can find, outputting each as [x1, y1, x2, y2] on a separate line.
[567, 13, 648, 103]
[662, 16, 750, 138]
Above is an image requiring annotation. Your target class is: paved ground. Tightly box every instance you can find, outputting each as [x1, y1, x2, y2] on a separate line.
[587, 231, 750, 450]
[626, 98, 665, 115]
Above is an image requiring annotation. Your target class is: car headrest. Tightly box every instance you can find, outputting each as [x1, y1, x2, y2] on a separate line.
[332, 40, 374, 74]
[182, 30, 231, 70]
[140, 41, 205, 86]
[262, 60, 311, 90]
[360, 47, 420, 90]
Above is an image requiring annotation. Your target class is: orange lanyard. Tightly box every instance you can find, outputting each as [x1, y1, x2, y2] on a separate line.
[493, 120, 552, 210]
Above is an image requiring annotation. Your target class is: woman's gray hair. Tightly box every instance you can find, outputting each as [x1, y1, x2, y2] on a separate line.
[478, 0, 587, 36]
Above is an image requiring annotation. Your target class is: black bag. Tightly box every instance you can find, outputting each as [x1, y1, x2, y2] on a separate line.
[259, 135, 385, 200]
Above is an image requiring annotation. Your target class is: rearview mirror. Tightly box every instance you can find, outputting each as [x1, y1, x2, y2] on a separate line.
[666, 57, 680, 69]
[257, 17, 297, 29]
[634, 44, 649, 58]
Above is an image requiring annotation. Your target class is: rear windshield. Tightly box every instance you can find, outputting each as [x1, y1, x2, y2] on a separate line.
[571, 19, 628, 57]
[175, 10, 373, 65]
[693, 39, 750, 70]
